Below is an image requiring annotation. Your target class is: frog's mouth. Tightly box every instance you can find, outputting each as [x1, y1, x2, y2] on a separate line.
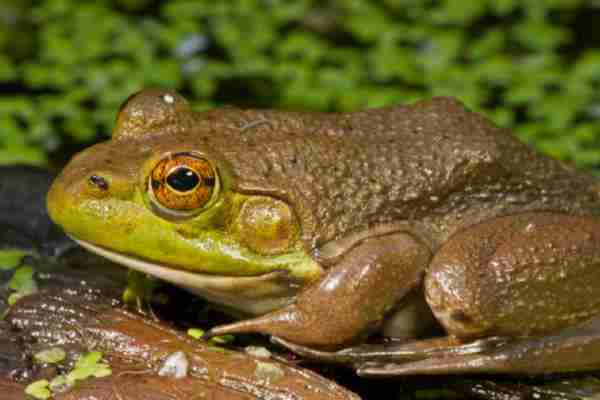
[71, 237, 300, 315]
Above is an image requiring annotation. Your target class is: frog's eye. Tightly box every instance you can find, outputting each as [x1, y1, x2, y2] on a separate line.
[148, 153, 218, 216]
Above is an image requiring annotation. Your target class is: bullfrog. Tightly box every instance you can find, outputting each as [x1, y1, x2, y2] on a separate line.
[47, 88, 600, 376]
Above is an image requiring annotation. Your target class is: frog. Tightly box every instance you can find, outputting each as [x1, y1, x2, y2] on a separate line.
[47, 88, 600, 376]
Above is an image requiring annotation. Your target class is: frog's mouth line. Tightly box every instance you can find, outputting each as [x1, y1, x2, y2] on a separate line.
[70, 236, 298, 315]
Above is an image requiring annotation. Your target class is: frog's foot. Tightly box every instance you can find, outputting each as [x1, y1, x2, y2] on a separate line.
[357, 315, 600, 376]
[270, 335, 507, 365]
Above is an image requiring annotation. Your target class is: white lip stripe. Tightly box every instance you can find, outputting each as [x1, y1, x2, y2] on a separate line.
[71, 236, 270, 290]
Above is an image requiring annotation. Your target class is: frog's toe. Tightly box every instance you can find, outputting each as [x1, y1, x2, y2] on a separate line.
[358, 315, 600, 376]
[356, 352, 503, 376]
[271, 335, 505, 366]
[271, 336, 364, 363]
[269, 336, 447, 365]
[203, 303, 338, 346]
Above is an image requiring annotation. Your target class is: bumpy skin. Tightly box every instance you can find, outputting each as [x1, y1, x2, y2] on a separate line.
[48, 88, 600, 375]
[426, 213, 600, 337]
[166, 97, 599, 250]
[54, 91, 600, 251]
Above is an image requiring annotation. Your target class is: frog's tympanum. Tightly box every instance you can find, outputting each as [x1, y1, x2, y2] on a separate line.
[47, 89, 600, 376]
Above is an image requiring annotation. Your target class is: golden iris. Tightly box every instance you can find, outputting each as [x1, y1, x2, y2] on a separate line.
[149, 153, 216, 212]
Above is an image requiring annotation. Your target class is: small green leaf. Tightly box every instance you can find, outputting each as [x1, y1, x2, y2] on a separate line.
[9, 265, 37, 295]
[25, 379, 51, 400]
[512, 21, 570, 51]
[93, 365, 112, 378]
[0, 249, 27, 270]
[0, 147, 47, 166]
[34, 347, 67, 364]
[66, 366, 94, 381]
[431, 0, 486, 24]
[66, 351, 112, 383]
[187, 328, 204, 339]
[210, 334, 234, 344]
[187, 327, 234, 344]
[8, 293, 23, 306]
[48, 375, 71, 393]
[490, 0, 518, 16]
[75, 351, 102, 368]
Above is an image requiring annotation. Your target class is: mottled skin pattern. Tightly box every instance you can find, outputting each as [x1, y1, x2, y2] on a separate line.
[48, 89, 600, 376]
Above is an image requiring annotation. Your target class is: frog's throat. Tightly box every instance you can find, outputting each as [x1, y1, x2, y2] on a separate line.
[70, 237, 300, 315]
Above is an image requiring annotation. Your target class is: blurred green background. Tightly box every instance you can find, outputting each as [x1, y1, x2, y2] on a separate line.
[0, 0, 599, 172]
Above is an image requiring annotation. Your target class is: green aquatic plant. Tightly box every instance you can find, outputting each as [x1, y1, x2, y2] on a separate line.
[0, 249, 28, 270]
[0, 0, 598, 171]
[24, 351, 112, 399]
[8, 265, 37, 305]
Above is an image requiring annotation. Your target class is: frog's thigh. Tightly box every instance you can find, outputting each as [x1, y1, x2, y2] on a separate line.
[426, 212, 600, 340]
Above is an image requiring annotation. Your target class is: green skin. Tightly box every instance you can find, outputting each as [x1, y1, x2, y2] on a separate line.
[48, 88, 600, 376]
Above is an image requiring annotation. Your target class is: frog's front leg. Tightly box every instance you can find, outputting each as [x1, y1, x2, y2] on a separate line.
[359, 212, 600, 375]
[204, 232, 432, 348]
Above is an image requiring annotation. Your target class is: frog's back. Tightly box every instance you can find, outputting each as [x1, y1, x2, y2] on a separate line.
[196, 97, 600, 250]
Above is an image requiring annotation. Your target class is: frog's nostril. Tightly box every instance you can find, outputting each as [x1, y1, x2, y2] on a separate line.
[88, 174, 109, 191]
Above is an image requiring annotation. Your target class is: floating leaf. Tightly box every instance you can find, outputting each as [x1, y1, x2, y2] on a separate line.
[25, 380, 51, 400]
[34, 347, 67, 364]
[48, 375, 72, 394]
[66, 351, 112, 383]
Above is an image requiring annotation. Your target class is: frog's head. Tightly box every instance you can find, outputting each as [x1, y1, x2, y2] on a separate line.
[47, 89, 322, 314]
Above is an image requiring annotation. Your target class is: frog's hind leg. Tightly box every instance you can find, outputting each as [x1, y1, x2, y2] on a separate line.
[360, 212, 600, 376]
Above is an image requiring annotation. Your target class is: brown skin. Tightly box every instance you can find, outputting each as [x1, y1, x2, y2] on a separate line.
[48, 89, 600, 375]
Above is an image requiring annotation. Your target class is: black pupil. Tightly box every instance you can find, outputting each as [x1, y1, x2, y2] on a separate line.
[166, 167, 200, 192]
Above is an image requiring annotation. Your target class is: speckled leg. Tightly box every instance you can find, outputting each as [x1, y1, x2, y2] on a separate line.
[204, 232, 432, 348]
[358, 212, 600, 376]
